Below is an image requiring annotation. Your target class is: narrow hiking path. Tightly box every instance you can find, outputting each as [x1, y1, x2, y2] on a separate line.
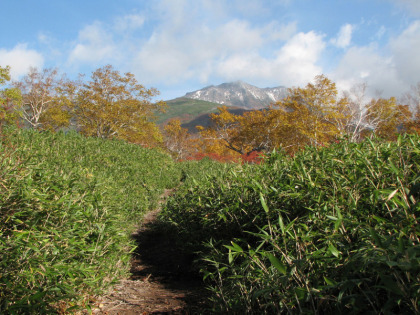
[92, 190, 209, 314]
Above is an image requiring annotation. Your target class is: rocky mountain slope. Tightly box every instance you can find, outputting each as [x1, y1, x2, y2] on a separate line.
[157, 81, 289, 132]
[184, 81, 288, 109]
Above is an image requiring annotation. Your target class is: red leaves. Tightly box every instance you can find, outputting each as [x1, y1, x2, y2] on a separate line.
[240, 151, 264, 164]
[184, 152, 239, 163]
[183, 151, 265, 164]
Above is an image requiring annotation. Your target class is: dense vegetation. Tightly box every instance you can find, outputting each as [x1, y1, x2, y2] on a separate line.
[0, 128, 181, 313]
[160, 134, 420, 313]
[1, 127, 419, 314]
[1, 64, 420, 313]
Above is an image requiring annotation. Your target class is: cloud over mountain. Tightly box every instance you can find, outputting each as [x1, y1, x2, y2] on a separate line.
[1, 0, 419, 100]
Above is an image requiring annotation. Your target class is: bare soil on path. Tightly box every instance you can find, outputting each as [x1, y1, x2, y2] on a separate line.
[93, 190, 210, 314]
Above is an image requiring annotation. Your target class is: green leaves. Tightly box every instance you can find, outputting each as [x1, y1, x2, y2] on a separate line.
[225, 241, 244, 264]
[328, 244, 340, 258]
[0, 129, 181, 312]
[259, 192, 269, 213]
[265, 253, 287, 274]
[160, 134, 420, 314]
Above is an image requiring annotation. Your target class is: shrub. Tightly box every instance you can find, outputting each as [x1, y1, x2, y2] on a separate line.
[160, 135, 420, 313]
[0, 128, 181, 313]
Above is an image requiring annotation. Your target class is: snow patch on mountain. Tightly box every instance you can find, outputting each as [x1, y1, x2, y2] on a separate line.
[184, 81, 288, 109]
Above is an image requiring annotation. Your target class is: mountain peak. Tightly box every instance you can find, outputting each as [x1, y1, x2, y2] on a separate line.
[184, 81, 288, 109]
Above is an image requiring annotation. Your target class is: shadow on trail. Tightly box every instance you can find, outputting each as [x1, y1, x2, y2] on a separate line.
[129, 209, 210, 314]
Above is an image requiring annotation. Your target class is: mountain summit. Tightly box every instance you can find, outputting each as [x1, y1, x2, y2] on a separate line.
[184, 81, 288, 109]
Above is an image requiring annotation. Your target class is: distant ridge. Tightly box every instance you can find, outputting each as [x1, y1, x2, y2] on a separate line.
[184, 81, 288, 109]
[156, 97, 221, 125]
[157, 81, 289, 133]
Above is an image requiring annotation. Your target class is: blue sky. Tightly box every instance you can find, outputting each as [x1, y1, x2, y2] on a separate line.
[1, 0, 419, 100]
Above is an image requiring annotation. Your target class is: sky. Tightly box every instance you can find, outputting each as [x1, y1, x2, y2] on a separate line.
[0, 0, 419, 101]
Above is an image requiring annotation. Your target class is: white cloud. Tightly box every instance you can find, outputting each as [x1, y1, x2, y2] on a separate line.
[114, 14, 145, 32]
[264, 21, 297, 41]
[57, 0, 418, 101]
[60, 0, 301, 89]
[215, 53, 269, 81]
[125, 0, 301, 85]
[332, 20, 420, 98]
[132, 17, 298, 84]
[331, 24, 353, 48]
[213, 30, 326, 87]
[389, 20, 420, 85]
[273, 31, 326, 85]
[0, 44, 44, 78]
[393, 0, 420, 16]
[332, 45, 404, 97]
[68, 22, 118, 66]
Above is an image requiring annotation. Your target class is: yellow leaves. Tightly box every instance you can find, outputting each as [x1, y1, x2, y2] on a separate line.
[211, 106, 238, 125]
[366, 97, 413, 140]
[0, 66, 21, 128]
[199, 75, 397, 157]
[39, 103, 72, 131]
[163, 119, 196, 160]
[164, 118, 183, 134]
[75, 65, 165, 146]
[273, 75, 347, 149]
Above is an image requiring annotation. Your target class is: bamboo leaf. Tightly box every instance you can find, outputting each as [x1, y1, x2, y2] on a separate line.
[230, 241, 243, 253]
[324, 276, 337, 286]
[328, 244, 340, 257]
[266, 253, 287, 274]
[278, 214, 285, 235]
[386, 189, 398, 202]
[260, 192, 269, 213]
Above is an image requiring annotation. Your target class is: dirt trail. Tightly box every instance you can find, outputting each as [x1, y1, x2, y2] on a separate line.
[93, 190, 209, 314]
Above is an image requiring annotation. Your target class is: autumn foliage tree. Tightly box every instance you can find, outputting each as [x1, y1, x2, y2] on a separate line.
[75, 65, 165, 145]
[163, 118, 196, 160]
[275, 75, 351, 149]
[197, 106, 244, 156]
[364, 97, 412, 140]
[13, 67, 73, 131]
[0, 66, 21, 128]
[402, 82, 420, 133]
[199, 75, 350, 155]
[197, 75, 418, 157]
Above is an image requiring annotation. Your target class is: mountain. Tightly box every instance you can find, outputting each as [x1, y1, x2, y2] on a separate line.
[156, 97, 222, 125]
[156, 97, 248, 132]
[183, 80, 288, 109]
[180, 107, 252, 132]
[157, 81, 289, 133]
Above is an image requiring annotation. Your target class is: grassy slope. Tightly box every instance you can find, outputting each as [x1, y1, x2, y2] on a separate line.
[0, 128, 182, 313]
[156, 97, 221, 124]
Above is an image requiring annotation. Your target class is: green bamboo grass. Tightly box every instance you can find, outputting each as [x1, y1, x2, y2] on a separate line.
[161, 134, 420, 314]
[0, 128, 181, 313]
